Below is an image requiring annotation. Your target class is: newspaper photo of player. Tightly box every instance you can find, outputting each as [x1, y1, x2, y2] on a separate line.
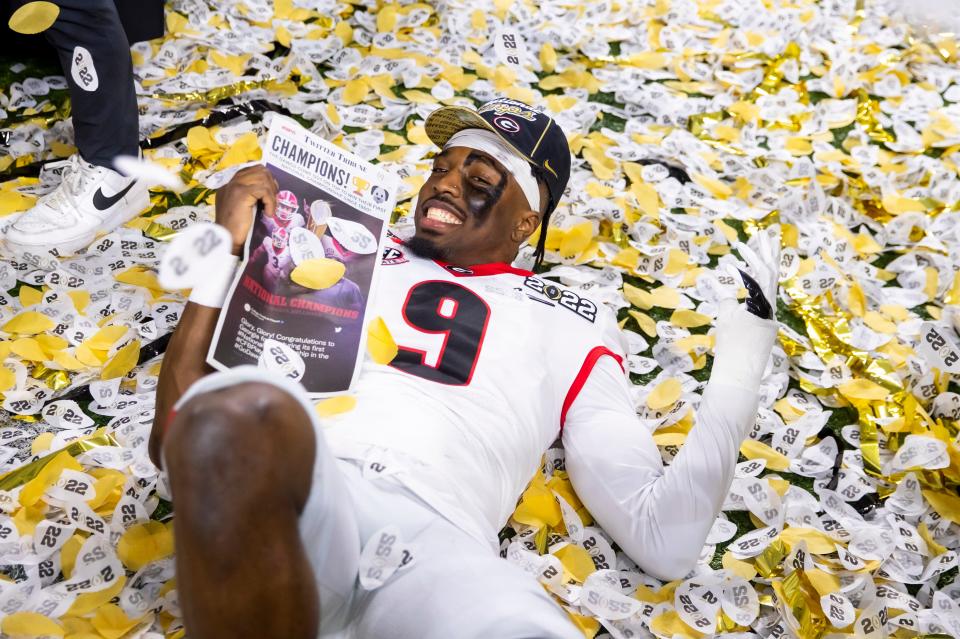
[208, 117, 395, 394]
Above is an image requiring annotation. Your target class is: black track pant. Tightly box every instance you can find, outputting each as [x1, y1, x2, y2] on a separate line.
[13, 0, 140, 167]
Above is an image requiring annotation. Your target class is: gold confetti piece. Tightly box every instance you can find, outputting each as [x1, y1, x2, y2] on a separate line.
[30, 432, 53, 456]
[0, 190, 37, 217]
[581, 147, 617, 180]
[209, 51, 249, 76]
[722, 552, 757, 580]
[628, 310, 657, 337]
[0, 366, 14, 392]
[290, 258, 346, 290]
[863, 311, 896, 334]
[539, 43, 557, 73]
[218, 131, 261, 169]
[406, 124, 431, 146]
[19, 451, 81, 507]
[11, 337, 46, 362]
[566, 611, 601, 637]
[315, 395, 357, 418]
[632, 182, 660, 217]
[75, 343, 106, 367]
[553, 543, 596, 583]
[101, 340, 141, 380]
[66, 576, 126, 617]
[2, 311, 55, 335]
[7, 1, 59, 35]
[647, 378, 683, 410]
[650, 611, 705, 639]
[334, 19, 352, 44]
[918, 521, 948, 556]
[663, 249, 690, 276]
[778, 527, 836, 554]
[61, 616, 97, 636]
[91, 603, 142, 639]
[35, 334, 67, 355]
[342, 78, 369, 105]
[622, 282, 653, 309]
[647, 286, 681, 309]
[1, 611, 65, 638]
[85, 325, 129, 351]
[692, 173, 732, 199]
[55, 535, 81, 580]
[837, 378, 889, 402]
[559, 222, 594, 258]
[921, 489, 960, 524]
[740, 439, 791, 471]
[670, 309, 711, 328]
[18, 286, 42, 308]
[185, 126, 225, 166]
[881, 193, 926, 215]
[367, 317, 398, 365]
[784, 137, 813, 155]
[652, 432, 687, 446]
[114, 266, 163, 293]
[804, 568, 841, 597]
[117, 521, 174, 571]
[12, 504, 44, 537]
[513, 475, 562, 528]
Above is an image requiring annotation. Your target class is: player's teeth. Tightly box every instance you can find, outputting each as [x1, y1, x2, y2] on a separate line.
[426, 207, 462, 224]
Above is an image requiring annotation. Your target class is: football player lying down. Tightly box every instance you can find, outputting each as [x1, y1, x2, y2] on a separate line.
[149, 97, 779, 639]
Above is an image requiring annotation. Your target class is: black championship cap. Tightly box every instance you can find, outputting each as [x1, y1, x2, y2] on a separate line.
[424, 98, 571, 214]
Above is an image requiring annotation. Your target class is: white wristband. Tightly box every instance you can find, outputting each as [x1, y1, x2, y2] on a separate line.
[711, 299, 778, 392]
[188, 255, 239, 308]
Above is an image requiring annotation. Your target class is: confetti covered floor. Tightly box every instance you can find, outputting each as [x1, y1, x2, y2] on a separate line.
[1, 0, 960, 637]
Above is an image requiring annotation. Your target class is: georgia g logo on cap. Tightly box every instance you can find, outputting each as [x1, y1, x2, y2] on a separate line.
[493, 116, 521, 133]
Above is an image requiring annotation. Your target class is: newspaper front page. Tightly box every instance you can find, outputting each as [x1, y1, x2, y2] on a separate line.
[208, 115, 399, 395]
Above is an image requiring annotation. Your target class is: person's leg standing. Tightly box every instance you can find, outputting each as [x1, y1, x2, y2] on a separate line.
[5, 0, 148, 256]
[43, 0, 139, 166]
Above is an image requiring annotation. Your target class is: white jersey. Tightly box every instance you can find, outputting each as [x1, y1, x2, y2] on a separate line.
[324, 236, 626, 546]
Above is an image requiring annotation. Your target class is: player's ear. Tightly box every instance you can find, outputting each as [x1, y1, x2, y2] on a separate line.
[512, 209, 542, 244]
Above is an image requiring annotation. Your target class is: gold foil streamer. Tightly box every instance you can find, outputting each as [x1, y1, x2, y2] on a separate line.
[146, 77, 281, 104]
[0, 431, 117, 491]
[855, 89, 895, 144]
[755, 539, 788, 578]
[142, 221, 178, 242]
[776, 570, 826, 639]
[782, 282, 911, 477]
[750, 42, 801, 99]
[33, 366, 72, 391]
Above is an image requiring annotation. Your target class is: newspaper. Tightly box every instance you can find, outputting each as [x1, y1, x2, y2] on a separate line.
[208, 115, 399, 395]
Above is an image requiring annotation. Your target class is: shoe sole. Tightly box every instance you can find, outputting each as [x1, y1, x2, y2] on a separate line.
[4, 184, 152, 257]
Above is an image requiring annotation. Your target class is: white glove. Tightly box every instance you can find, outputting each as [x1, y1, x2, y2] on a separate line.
[733, 226, 780, 320]
[711, 228, 780, 392]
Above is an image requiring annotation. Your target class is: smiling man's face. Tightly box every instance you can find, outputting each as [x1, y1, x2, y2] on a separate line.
[409, 145, 545, 267]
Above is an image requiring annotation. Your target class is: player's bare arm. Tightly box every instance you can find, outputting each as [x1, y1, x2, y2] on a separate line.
[149, 165, 278, 466]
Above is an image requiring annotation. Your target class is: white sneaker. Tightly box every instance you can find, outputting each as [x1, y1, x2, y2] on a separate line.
[4, 154, 149, 256]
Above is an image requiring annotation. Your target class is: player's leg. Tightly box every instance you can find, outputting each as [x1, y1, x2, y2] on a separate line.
[350, 502, 582, 639]
[164, 371, 360, 639]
